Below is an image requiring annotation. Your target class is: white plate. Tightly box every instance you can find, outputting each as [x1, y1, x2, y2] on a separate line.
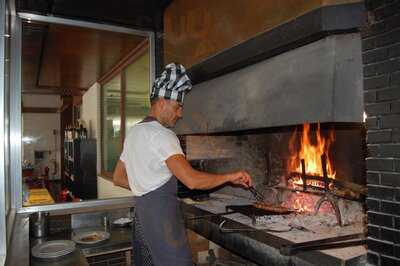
[112, 217, 133, 227]
[72, 231, 110, 245]
[31, 240, 76, 259]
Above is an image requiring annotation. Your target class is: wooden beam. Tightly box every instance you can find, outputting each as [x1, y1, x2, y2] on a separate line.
[22, 107, 59, 113]
[22, 86, 86, 96]
[98, 39, 149, 85]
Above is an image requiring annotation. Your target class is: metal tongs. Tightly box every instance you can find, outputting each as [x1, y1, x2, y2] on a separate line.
[249, 186, 265, 202]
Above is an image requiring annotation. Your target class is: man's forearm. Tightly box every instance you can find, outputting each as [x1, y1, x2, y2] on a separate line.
[112, 160, 131, 190]
[187, 169, 229, 190]
[167, 154, 252, 190]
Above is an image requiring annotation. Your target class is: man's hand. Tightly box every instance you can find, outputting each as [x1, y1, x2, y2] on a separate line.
[226, 170, 252, 188]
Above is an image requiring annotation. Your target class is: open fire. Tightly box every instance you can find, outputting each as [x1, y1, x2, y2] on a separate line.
[284, 123, 337, 213]
[288, 123, 336, 180]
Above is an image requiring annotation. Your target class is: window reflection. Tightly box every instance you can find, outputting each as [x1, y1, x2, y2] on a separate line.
[102, 75, 122, 173]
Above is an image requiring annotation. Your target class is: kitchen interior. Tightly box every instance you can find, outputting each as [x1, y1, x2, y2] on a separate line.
[1, 0, 400, 266]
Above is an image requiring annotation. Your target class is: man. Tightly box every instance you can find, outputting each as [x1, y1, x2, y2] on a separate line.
[113, 63, 252, 266]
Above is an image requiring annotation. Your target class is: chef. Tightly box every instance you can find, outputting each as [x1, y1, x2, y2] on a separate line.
[113, 63, 252, 266]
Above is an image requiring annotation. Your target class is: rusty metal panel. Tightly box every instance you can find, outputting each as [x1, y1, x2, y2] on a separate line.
[164, 0, 361, 68]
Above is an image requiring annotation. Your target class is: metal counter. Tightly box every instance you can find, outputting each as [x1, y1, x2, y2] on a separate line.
[182, 201, 366, 266]
[6, 213, 132, 266]
[31, 250, 88, 266]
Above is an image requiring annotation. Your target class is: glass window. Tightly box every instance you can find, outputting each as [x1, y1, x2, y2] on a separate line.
[125, 51, 150, 131]
[101, 48, 150, 174]
[102, 74, 122, 173]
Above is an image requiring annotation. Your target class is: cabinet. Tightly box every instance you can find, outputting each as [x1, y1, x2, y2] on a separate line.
[64, 139, 97, 199]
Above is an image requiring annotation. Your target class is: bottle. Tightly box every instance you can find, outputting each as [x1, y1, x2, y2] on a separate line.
[67, 125, 72, 140]
[103, 216, 109, 232]
[66, 125, 69, 140]
[79, 124, 84, 139]
[72, 124, 76, 140]
[75, 123, 80, 140]
[83, 127, 88, 139]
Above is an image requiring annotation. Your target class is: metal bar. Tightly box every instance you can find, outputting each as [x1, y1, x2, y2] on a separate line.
[301, 159, 306, 192]
[18, 196, 135, 214]
[0, 0, 7, 257]
[10, 10, 22, 213]
[17, 12, 150, 36]
[121, 70, 126, 151]
[281, 233, 364, 250]
[187, 210, 237, 220]
[280, 239, 366, 255]
[315, 194, 343, 226]
[289, 172, 366, 196]
[321, 154, 329, 191]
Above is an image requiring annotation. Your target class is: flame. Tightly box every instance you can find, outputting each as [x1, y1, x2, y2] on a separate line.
[288, 123, 336, 180]
[285, 123, 336, 213]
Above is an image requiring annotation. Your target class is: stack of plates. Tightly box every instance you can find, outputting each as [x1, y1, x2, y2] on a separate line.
[31, 240, 76, 259]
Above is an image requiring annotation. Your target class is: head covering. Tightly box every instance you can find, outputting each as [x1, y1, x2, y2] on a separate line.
[150, 63, 192, 104]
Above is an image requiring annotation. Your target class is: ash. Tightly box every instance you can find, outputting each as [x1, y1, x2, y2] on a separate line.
[256, 212, 341, 231]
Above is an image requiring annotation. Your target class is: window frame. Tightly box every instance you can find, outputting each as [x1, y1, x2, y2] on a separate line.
[100, 41, 150, 178]
[13, 13, 155, 214]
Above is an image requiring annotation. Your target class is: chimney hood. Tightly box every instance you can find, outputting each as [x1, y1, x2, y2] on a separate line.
[175, 33, 363, 135]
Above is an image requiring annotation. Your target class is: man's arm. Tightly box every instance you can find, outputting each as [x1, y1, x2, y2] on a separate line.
[166, 154, 252, 190]
[113, 160, 131, 190]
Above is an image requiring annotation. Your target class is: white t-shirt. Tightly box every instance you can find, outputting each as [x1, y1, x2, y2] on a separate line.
[120, 121, 184, 196]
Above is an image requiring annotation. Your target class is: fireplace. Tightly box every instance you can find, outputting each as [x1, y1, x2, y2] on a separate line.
[181, 122, 367, 264]
[174, 24, 367, 263]
[184, 121, 366, 223]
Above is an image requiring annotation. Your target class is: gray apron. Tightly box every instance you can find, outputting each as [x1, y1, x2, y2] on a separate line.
[133, 177, 193, 266]
[132, 117, 193, 266]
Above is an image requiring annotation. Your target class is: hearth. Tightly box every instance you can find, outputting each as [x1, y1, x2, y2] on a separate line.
[182, 122, 367, 262]
[184, 122, 366, 222]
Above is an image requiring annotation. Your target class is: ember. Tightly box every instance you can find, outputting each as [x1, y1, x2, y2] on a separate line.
[282, 191, 333, 214]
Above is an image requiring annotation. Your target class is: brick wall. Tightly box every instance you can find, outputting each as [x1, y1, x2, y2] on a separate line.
[363, 0, 400, 265]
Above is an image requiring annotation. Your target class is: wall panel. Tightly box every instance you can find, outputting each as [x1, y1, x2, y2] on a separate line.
[164, 0, 361, 67]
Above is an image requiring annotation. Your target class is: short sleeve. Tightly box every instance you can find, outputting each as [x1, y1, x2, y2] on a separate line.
[151, 131, 184, 162]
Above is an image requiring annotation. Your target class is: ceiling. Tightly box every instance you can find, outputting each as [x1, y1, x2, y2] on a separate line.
[18, 0, 171, 95]
[17, 0, 171, 31]
[22, 21, 145, 95]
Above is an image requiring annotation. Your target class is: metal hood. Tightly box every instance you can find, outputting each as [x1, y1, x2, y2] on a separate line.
[174, 33, 363, 135]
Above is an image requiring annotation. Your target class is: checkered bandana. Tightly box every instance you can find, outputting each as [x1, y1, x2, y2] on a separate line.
[150, 63, 192, 104]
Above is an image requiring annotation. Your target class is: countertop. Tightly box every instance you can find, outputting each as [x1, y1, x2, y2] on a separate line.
[181, 194, 367, 266]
